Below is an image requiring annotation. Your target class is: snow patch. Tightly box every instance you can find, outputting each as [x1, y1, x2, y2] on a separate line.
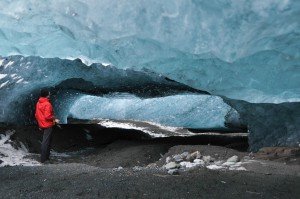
[98, 120, 166, 138]
[0, 131, 40, 167]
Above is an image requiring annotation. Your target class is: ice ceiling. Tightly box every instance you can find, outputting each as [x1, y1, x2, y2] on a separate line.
[0, 0, 299, 150]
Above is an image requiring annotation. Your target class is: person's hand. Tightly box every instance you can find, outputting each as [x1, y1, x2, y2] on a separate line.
[54, 119, 60, 124]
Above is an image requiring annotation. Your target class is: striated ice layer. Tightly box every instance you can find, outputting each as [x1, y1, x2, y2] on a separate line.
[69, 94, 232, 129]
[0, 55, 199, 124]
[0, 0, 299, 103]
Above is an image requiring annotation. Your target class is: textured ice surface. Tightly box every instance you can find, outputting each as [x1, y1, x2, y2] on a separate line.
[226, 99, 300, 151]
[69, 94, 232, 129]
[0, 1, 299, 150]
[0, 0, 299, 102]
[0, 55, 199, 124]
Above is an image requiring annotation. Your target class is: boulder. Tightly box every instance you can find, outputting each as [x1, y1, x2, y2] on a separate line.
[202, 156, 213, 163]
[193, 159, 205, 165]
[167, 169, 179, 175]
[173, 155, 183, 163]
[165, 162, 180, 170]
[226, 155, 239, 163]
[190, 151, 201, 160]
[165, 156, 171, 163]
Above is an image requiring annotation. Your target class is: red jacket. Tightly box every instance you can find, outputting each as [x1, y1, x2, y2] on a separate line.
[35, 97, 55, 128]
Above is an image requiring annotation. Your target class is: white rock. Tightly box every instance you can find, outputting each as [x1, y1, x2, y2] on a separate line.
[132, 166, 143, 171]
[193, 159, 205, 165]
[180, 152, 189, 159]
[168, 169, 179, 175]
[165, 162, 180, 170]
[173, 154, 183, 162]
[202, 156, 212, 163]
[222, 161, 236, 166]
[226, 155, 239, 163]
[166, 156, 171, 163]
[180, 161, 200, 169]
[214, 160, 224, 165]
[186, 154, 192, 161]
[206, 165, 224, 170]
[146, 163, 157, 168]
[229, 166, 246, 171]
[190, 151, 201, 159]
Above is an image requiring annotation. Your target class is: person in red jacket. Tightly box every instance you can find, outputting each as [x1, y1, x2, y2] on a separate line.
[35, 89, 59, 163]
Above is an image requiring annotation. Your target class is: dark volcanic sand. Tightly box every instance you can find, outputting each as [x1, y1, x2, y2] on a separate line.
[1, 140, 300, 199]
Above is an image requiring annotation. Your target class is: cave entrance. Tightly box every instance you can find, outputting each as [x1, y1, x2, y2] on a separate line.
[2, 122, 248, 168]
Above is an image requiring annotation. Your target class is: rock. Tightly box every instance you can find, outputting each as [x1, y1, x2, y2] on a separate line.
[167, 169, 179, 175]
[186, 154, 192, 162]
[146, 163, 157, 168]
[166, 156, 171, 163]
[255, 147, 300, 160]
[206, 165, 224, 170]
[202, 156, 213, 163]
[173, 155, 183, 163]
[180, 152, 189, 160]
[214, 160, 224, 166]
[117, 166, 123, 171]
[226, 155, 239, 163]
[191, 151, 201, 160]
[222, 161, 236, 166]
[179, 161, 200, 169]
[165, 162, 180, 170]
[113, 166, 123, 171]
[193, 159, 205, 165]
[132, 166, 143, 172]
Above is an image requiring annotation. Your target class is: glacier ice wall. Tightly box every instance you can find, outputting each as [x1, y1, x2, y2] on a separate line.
[0, 0, 299, 102]
[225, 99, 300, 151]
[69, 94, 232, 129]
[0, 55, 205, 124]
[0, 1, 299, 151]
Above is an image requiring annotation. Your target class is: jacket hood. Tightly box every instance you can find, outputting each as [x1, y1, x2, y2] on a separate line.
[38, 97, 50, 103]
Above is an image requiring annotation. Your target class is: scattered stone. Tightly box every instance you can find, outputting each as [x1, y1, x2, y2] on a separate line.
[173, 155, 183, 163]
[113, 166, 123, 171]
[167, 169, 179, 175]
[222, 161, 236, 166]
[255, 147, 300, 161]
[203, 156, 213, 163]
[193, 159, 204, 165]
[226, 155, 239, 163]
[180, 152, 189, 159]
[206, 165, 224, 170]
[166, 156, 171, 163]
[132, 166, 143, 172]
[180, 161, 200, 169]
[186, 154, 192, 162]
[214, 160, 224, 166]
[190, 151, 201, 160]
[165, 162, 180, 170]
[229, 166, 246, 171]
[146, 163, 157, 168]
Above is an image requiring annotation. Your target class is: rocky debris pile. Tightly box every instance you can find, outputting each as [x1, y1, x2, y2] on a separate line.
[255, 147, 300, 163]
[163, 151, 246, 175]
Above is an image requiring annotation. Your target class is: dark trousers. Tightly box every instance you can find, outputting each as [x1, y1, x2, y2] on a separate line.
[41, 127, 53, 163]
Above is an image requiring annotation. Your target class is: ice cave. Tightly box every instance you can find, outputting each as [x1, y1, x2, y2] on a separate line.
[0, 0, 299, 151]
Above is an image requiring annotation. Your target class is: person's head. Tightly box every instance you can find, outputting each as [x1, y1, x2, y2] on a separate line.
[40, 88, 50, 98]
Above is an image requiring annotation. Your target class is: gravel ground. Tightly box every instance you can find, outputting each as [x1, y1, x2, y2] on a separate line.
[1, 142, 300, 199]
[0, 163, 299, 199]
